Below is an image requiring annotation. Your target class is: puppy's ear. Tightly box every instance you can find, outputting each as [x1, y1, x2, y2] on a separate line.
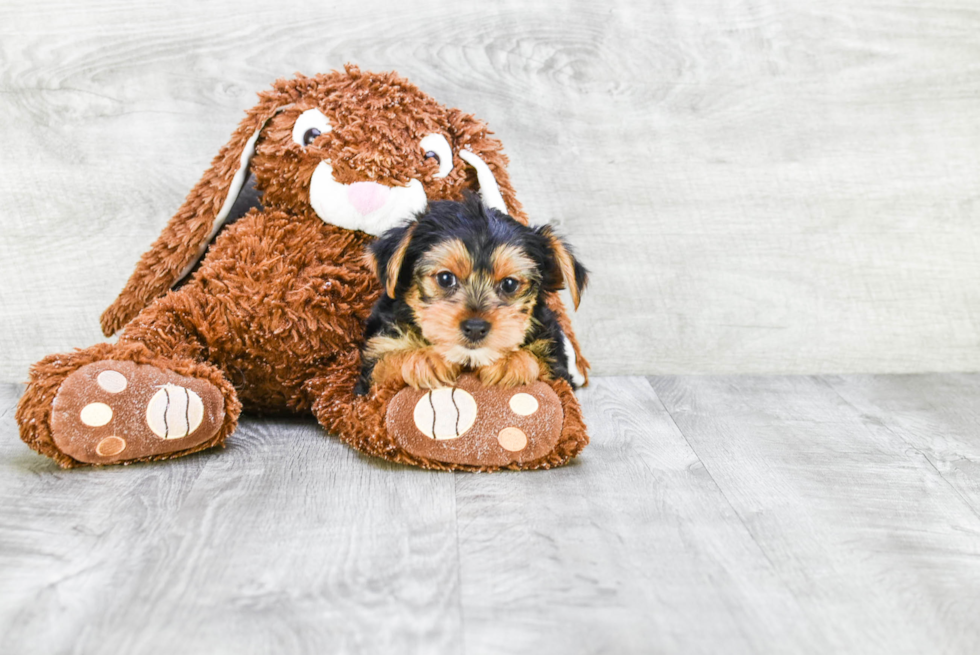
[368, 222, 418, 299]
[537, 225, 589, 310]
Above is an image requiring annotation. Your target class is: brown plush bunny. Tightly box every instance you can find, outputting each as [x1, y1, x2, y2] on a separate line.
[16, 65, 590, 471]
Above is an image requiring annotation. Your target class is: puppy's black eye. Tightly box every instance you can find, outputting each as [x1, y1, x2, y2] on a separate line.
[499, 277, 520, 295]
[303, 128, 321, 146]
[424, 150, 440, 164]
[436, 271, 456, 289]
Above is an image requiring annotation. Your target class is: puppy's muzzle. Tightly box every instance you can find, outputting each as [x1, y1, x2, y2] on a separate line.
[461, 318, 491, 343]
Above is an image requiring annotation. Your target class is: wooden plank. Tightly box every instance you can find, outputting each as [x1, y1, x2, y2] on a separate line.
[7, 374, 980, 653]
[824, 373, 980, 516]
[454, 376, 824, 655]
[4, 0, 980, 381]
[0, 383, 215, 654]
[0, 383, 461, 655]
[650, 374, 980, 654]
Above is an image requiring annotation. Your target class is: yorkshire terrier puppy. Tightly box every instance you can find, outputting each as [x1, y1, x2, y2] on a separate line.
[355, 195, 588, 395]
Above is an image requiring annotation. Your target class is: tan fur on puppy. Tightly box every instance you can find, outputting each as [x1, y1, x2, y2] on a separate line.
[358, 196, 588, 394]
[364, 329, 461, 389]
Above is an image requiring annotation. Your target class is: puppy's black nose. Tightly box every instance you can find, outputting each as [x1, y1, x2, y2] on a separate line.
[461, 318, 491, 342]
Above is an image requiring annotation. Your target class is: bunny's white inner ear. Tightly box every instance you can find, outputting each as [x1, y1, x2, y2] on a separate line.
[173, 105, 292, 286]
[563, 333, 586, 387]
[459, 150, 508, 214]
[420, 133, 453, 178]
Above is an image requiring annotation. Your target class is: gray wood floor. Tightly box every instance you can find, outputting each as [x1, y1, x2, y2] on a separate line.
[2, 375, 979, 654]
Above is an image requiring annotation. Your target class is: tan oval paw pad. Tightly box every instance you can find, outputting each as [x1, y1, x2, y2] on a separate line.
[497, 427, 528, 452]
[96, 436, 126, 457]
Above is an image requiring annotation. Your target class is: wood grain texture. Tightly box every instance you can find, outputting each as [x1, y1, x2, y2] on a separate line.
[2, 0, 980, 381]
[0, 384, 462, 655]
[453, 376, 825, 655]
[824, 373, 980, 517]
[4, 375, 980, 652]
[650, 374, 980, 654]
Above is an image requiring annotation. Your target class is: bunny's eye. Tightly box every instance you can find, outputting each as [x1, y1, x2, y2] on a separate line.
[303, 128, 321, 146]
[292, 108, 332, 148]
[419, 134, 453, 178]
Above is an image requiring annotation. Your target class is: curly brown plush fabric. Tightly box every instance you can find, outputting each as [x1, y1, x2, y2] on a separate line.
[16, 66, 589, 470]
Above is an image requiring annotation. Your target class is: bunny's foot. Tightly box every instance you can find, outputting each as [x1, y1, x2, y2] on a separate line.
[17, 343, 239, 467]
[312, 366, 588, 471]
[385, 374, 570, 468]
[50, 360, 226, 464]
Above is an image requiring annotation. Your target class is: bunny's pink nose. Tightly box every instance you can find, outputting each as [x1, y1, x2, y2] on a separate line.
[346, 182, 391, 216]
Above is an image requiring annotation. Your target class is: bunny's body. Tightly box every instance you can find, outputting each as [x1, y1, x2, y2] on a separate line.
[17, 67, 590, 470]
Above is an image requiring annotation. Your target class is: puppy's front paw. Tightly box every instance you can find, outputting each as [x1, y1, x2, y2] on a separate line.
[402, 349, 460, 390]
[479, 350, 541, 388]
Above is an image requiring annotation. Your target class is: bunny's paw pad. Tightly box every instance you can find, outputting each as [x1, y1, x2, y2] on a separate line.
[50, 360, 225, 464]
[385, 374, 563, 468]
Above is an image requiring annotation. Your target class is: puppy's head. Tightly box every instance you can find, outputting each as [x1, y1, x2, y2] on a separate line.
[370, 195, 588, 367]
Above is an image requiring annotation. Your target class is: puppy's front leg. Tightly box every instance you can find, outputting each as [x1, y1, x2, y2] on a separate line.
[402, 348, 461, 389]
[479, 349, 541, 387]
[373, 347, 460, 390]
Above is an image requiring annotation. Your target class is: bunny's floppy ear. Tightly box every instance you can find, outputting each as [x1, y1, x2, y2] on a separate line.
[446, 108, 527, 225]
[99, 90, 294, 336]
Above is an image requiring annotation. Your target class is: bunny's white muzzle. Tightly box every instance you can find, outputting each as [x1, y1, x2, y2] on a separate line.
[309, 163, 427, 236]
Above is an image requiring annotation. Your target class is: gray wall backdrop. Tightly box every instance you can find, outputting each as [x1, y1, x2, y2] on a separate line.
[2, 0, 979, 383]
